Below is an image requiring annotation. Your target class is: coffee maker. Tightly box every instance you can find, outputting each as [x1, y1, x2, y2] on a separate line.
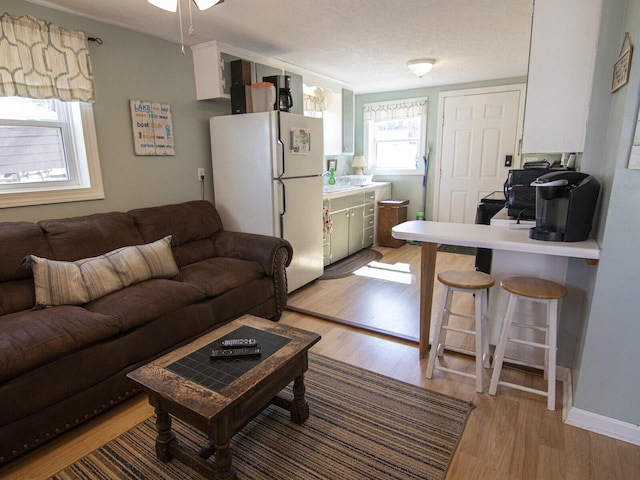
[529, 171, 600, 242]
[262, 75, 293, 112]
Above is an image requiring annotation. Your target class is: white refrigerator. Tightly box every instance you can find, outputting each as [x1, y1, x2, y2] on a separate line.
[209, 111, 324, 293]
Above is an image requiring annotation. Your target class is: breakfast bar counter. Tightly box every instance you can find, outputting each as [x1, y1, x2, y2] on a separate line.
[392, 220, 600, 358]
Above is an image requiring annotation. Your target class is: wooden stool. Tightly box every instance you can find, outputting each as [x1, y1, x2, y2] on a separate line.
[489, 276, 568, 410]
[426, 270, 495, 392]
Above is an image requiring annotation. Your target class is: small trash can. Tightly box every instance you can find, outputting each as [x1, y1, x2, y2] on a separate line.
[378, 200, 409, 247]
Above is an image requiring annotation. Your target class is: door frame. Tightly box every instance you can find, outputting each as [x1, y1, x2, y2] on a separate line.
[433, 83, 527, 221]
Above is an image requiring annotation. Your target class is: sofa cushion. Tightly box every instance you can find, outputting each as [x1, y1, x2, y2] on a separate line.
[0, 222, 53, 282]
[176, 257, 264, 297]
[0, 306, 121, 383]
[85, 278, 207, 331]
[39, 212, 144, 261]
[29, 236, 179, 307]
[129, 200, 223, 245]
[0, 279, 35, 316]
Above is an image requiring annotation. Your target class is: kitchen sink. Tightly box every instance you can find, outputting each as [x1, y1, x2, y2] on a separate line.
[323, 184, 358, 193]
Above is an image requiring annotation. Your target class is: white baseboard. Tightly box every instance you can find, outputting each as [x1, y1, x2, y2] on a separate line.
[559, 367, 640, 445]
[565, 405, 640, 446]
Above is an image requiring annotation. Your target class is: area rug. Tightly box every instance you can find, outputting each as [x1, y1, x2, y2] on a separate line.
[319, 248, 383, 280]
[437, 244, 477, 256]
[51, 353, 473, 480]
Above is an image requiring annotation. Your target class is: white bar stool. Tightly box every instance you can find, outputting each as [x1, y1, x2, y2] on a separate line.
[489, 276, 568, 410]
[426, 270, 495, 392]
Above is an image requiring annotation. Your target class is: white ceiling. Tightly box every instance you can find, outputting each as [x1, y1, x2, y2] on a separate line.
[27, 0, 534, 94]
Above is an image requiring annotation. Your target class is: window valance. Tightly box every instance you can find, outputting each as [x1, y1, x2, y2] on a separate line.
[0, 13, 94, 102]
[303, 93, 326, 112]
[363, 97, 428, 121]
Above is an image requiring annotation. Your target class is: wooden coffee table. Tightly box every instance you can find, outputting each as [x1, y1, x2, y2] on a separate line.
[127, 314, 321, 480]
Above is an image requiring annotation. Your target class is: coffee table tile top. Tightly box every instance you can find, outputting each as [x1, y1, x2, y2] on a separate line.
[166, 325, 291, 392]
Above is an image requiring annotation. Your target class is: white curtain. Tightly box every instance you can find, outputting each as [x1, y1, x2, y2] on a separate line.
[0, 14, 94, 102]
[303, 93, 326, 112]
[363, 97, 428, 121]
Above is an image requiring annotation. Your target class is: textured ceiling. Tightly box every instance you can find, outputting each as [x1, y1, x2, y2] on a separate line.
[26, 0, 534, 93]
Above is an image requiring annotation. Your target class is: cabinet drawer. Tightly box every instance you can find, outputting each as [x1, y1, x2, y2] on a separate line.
[364, 227, 374, 247]
[364, 216, 375, 229]
[365, 191, 376, 204]
[365, 204, 375, 216]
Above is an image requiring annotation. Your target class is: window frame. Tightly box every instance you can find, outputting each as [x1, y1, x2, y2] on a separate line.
[0, 100, 104, 209]
[363, 98, 428, 176]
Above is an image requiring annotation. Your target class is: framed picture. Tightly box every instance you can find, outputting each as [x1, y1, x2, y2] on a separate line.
[129, 100, 175, 156]
[327, 159, 337, 171]
[612, 33, 633, 93]
[290, 128, 311, 154]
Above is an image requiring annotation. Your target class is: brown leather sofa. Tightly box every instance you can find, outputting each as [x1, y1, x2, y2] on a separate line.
[0, 200, 292, 465]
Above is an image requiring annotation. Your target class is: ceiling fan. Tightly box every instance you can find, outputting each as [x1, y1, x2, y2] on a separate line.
[147, 0, 225, 53]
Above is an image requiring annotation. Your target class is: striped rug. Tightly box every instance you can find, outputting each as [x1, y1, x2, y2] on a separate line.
[52, 353, 473, 480]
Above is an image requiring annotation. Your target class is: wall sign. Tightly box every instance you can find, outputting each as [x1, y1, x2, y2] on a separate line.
[612, 33, 633, 93]
[129, 100, 175, 156]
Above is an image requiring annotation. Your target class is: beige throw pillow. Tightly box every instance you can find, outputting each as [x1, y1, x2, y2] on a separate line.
[30, 236, 178, 307]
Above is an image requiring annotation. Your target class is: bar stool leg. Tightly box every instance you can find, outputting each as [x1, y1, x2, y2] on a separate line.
[489, 292, 518, 396]
[473, 289, 485, 392]
[480, 289, 490, 369]
[426, 286, 451, 379]
[547, 299, 558, 410]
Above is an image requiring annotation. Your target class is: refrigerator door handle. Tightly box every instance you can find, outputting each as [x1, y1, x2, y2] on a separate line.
[276, 112, 285, 178]
[276, 178, 286, 237]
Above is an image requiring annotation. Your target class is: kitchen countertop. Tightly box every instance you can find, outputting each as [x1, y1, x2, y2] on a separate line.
[490, 208, 536, 227]
[322, 181, 390, 199]
[391, 219, 601, 357]
[392, 220, 600, 260]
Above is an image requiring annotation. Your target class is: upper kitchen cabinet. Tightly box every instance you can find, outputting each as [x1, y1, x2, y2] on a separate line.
[521, 0, 602, 153]
[342, 89, 355, 154]
[285, 71, 304, 115]
[192, 42, 239, 100]
[321, 88, 355, 155]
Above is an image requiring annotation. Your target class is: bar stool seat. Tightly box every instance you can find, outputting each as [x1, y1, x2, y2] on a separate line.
[489, 276, 568, 410]
[426, 270, 495, 392]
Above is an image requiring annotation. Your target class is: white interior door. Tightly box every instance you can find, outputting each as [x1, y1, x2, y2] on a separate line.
[436, 86, 524, 223]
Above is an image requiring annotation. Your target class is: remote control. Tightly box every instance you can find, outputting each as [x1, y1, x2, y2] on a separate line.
[220, 338, 258, 348]
[210, 347, 261, 359]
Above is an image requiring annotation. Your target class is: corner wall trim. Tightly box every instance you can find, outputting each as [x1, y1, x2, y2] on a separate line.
[565, 407, 640, 446]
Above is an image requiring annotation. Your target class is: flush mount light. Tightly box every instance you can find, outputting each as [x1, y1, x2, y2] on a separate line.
[407, 59, 436, 78]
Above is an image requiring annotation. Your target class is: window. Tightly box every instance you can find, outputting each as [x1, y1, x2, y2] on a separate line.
[0, 96, 104, 208]
[363, 98, 428, 175]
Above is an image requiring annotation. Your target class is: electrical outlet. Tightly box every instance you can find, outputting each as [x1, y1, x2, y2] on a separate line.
[197, 168, 205, 180]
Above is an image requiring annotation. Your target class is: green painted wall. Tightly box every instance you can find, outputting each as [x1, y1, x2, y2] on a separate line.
[1, 0, 227, 223]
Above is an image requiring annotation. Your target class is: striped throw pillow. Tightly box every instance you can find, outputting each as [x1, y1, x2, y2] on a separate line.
[29, 236, 178, 307]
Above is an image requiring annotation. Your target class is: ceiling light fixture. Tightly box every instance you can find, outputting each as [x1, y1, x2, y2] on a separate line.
[148, 0, 225, 53]
[407, 59, 436, 78]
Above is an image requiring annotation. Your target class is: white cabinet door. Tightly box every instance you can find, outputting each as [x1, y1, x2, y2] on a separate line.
[322, 90, 343, 156]
[522, 0, 602, 153]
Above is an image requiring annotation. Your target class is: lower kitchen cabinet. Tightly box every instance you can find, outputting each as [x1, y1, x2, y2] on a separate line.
[324, 186, 387, 265]
[330, 203, 364, 263]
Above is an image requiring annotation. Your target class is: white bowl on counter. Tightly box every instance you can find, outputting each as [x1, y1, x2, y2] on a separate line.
[347, 174, 374, 186]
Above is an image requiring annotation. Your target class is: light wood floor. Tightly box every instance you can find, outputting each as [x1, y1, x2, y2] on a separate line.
[288, 244, 478, 348]
[2, 249, 639, 479]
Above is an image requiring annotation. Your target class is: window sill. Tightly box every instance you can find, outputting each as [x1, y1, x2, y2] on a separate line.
[0, 184, 105, 209]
